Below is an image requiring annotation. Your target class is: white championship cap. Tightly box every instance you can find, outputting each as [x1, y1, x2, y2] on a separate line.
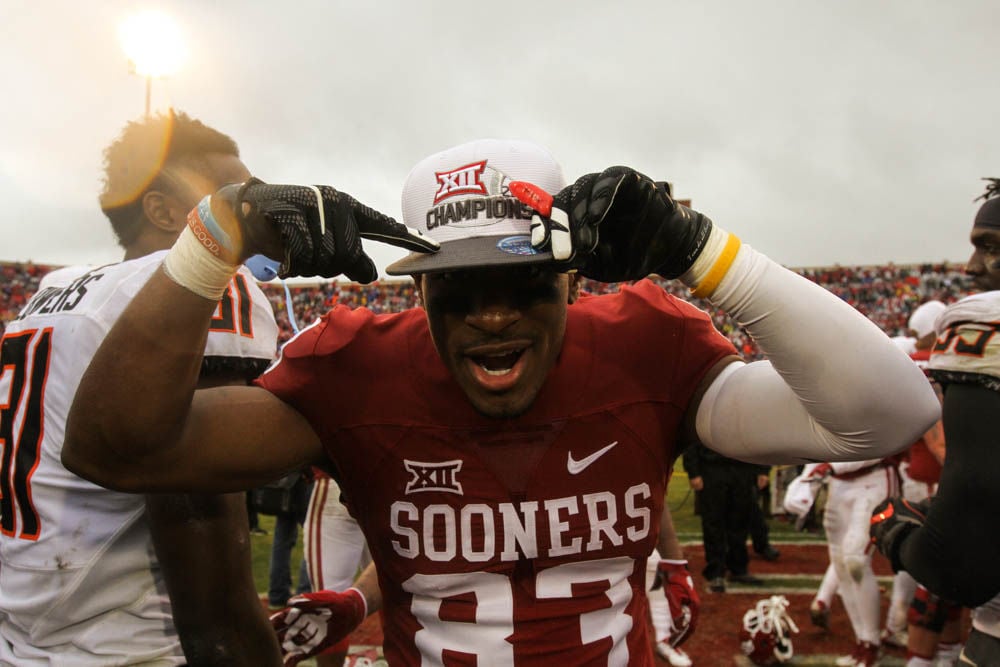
[907, 300, 946, 339]
[386, 139, 566, 275]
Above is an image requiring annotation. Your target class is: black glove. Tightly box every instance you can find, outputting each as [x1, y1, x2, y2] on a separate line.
[217, 179, 438, 282]
[870, 496, 931, 572]
[513, 167, 713, 282]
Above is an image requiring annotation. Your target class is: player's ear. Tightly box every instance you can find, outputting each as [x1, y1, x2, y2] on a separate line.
[567, 273, 581, 304]
[414, 276, 426, 310]
[142, 190, 185, 234]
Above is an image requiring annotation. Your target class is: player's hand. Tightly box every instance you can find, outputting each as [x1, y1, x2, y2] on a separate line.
[656, 559, 701, 647]
[509, 167, 713, 282]
[870, 496, 930, 572]
[269, 588, 367, 666]
[806, 463, 833, 480]
[199, 178, 438, 282]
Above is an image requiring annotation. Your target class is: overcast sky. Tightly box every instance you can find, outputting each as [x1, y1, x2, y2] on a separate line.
[2, 1, 997, 276]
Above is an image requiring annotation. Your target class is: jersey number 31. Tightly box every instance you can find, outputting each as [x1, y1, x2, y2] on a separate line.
[0, 327, 51, 541]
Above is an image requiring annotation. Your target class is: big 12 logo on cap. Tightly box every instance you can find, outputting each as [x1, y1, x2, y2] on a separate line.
[434, 161, 488, 204]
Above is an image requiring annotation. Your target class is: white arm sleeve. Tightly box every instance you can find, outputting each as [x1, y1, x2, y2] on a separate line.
[693, 244, 940, 465]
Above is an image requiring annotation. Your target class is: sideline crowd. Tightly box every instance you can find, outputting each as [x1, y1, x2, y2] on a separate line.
[1, 261, 969, 351]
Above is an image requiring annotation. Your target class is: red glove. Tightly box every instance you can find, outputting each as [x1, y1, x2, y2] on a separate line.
[657, 559, 700, 647]
[269, 588, 367, 666]
[807, 463, 834, 480]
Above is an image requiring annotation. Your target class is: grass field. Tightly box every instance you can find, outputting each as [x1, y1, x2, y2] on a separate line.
[249, 467, 816, 598]
[251, 514, 307, 603]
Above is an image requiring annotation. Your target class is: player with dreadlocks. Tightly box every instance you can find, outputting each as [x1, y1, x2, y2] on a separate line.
[872, 177, 1000, 666]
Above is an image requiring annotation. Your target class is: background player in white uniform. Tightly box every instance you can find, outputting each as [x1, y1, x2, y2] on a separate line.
[872, 178, 1000, 665]
[810, 458, 899, 667]
[806, 312, 948, 664]
[301, 473, 372, 666]
[0, 111, 282, 665]
[780, 464, 839, 633]
[646, 509, 699, 667]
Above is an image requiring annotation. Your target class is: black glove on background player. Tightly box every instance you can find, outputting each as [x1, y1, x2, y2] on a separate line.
[216, 178, 438, 282]
[523, 166, 714, 283]
[870, 496, 931, 572]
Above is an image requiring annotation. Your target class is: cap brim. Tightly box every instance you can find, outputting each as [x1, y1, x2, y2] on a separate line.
[385, 235, 554, 276]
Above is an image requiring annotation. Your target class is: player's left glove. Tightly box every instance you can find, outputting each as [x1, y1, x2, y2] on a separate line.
[269, 588, 367, 667]
[509, 167, 713, 283]
[870, 496, 931, 572]
[197, 178, 438, 282]
[656, 559, 701, 647]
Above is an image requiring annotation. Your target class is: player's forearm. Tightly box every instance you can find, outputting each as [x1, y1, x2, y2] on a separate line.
[352, 561, 383, 616]
[899, 384, 1000, 606]
[147, 492, 283, 666]
[900, 490, 1000, 607]
[656, 507, 684, 560]
[680, 450, 701, 479]
[923, 419, 946, 464]
[692, 242, 940, 463]
[178, 615, 282, 667]
[178, 618, 283, 667]
[64, 268, 218, 488]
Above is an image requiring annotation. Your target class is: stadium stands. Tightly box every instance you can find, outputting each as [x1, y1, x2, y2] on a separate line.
[1, 261, 53, 335]
[1, 260, 971, 353]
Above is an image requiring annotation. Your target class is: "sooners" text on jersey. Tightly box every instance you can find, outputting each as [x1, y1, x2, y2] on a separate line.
[389, 483, 652, 562]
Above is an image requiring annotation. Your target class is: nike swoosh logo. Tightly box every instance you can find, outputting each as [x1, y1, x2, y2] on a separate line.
[567, 441, 618, 475]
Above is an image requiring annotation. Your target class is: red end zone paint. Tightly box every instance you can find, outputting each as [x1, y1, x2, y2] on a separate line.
[509, 181, 553, 217]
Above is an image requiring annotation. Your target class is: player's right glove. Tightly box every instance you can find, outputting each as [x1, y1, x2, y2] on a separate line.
[269, 588, 367, 666]
[870, 496, 931, 572]
[656, 559, 701, 647]
[509, 167, 713, 283]
[192, 178, 438, 282]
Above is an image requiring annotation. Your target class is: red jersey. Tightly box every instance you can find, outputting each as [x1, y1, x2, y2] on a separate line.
[905, 348, 942, 483]
[257, 280, 734, 666]
[911, 348, 931, 373]
[906, 438, 942, 484]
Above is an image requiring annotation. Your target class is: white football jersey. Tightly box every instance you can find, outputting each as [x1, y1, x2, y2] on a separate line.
[929, 291, 1000, 393]
[0, 251, 277, 665]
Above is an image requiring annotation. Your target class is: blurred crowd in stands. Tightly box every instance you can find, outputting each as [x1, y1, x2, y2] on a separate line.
[1, 260, 971, 357]
[1, 262, 52, 333]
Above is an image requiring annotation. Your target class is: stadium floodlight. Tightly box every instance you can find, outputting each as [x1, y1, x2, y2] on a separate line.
[118, 10, 187, 116]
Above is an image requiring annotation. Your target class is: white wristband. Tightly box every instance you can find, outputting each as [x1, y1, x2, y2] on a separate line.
[162, 226, 238, 300]
[347, 587, 368, 619]
[679, 225, 742, 298]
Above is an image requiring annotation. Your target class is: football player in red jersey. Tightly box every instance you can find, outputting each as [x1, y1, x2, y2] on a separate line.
[64, 139, 939, 666]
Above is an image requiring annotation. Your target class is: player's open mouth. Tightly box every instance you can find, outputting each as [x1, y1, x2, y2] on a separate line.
[473, 350, 522, 374]
[464, 342, 530, 391]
